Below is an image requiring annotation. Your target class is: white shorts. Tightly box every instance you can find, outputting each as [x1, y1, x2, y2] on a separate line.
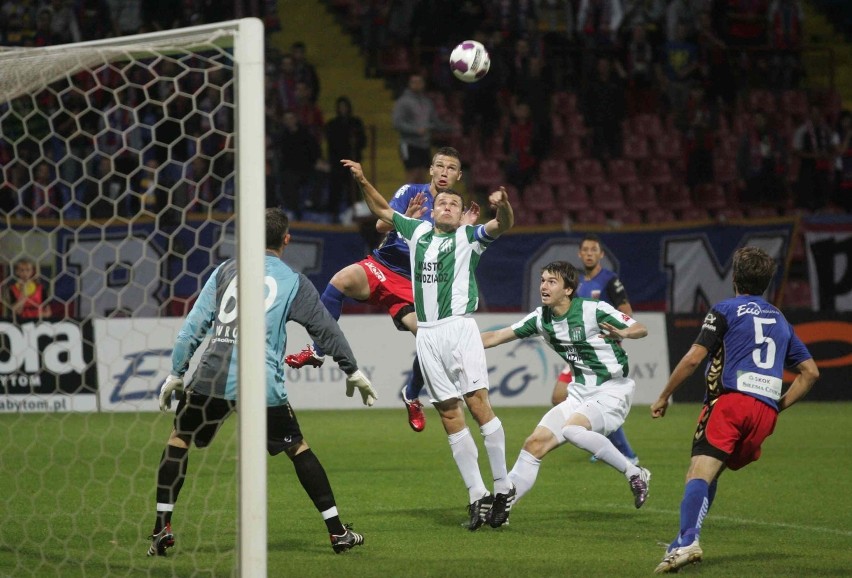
[538, 377, 635, 439]
[417, 316, 489, 403]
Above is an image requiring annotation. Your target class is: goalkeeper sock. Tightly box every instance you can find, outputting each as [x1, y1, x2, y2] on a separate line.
[314, 284, 346, 356]
[404, 354, 425, 400]
[154, 444, 188, 531]
[291, 449, 345, 535]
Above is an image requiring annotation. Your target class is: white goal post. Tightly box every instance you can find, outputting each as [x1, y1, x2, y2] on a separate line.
[0, 18, 267, 575]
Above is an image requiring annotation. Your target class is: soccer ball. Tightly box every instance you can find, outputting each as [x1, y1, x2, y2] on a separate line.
[449, 40, 490, 83]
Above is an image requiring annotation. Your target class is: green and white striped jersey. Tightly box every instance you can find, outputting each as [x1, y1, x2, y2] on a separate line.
[511, 298, 635, 389]
[391, 212, 495, 325]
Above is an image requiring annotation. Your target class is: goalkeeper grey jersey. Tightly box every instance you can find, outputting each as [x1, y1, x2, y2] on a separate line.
[511, 298, 635, 393]
[171, 254, 357, 405]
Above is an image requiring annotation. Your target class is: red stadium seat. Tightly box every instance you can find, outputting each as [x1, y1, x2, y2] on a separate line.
[573, 207, 607, 225]
[554, 182, 589, 212]
[552, 90, 579, 115]
[644, 206, 677, 223]
[679, 205, 710, 221]
[523, 182, 557, 215]
[713, 157, 738, 185]
[471, 158, 503, 190]
[643, 158, 673, 188]
[551, 135, 584, 161]
[623, 133, 649, 161]
[632, 113, 665, 138]
[573, 157, 605, 187]
[745, 205, 778, 219]
[658, 183, 694, 212]
[539, 158, 573, 187]
[653, 130, 684, 161]
[589, 182, 625, 213]
[623, 182, 658, 212]
[694, 183, 728, 212]
[608, 158, 639, 187]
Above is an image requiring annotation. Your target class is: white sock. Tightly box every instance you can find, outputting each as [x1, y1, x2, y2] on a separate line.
[480, 417, 510, 494]
[508, 449, 541, 502]
[562, 425, 638, 477]
[448, 427, 488, 503]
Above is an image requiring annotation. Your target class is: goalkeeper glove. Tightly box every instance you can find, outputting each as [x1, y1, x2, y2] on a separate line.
[345, 369, 377, 407]
[158, 374, 184, 412]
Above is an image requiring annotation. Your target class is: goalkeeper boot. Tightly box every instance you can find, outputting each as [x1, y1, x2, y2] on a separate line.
[486, 484, 516, 528]
[629, 467, 651, 509]
[401, 387, 426, 432]
[654, 541, 703, 574]
[465, 493, 493, 531]
[285, 345, 325, 369]
[330, 524, 364, 553]
[146, 523, 175, 557]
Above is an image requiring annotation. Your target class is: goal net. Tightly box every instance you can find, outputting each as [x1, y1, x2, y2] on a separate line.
[0, 18, 267, 576]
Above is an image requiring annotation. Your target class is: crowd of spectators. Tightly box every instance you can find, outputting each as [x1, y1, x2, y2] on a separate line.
[335, 0, 849, 221]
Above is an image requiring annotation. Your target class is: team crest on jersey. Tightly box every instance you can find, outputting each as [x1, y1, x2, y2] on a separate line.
[570, 327, 585, 341]
[438, 238, 455, 253]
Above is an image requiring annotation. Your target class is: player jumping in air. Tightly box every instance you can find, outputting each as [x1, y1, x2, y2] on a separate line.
[286, 146, 477, 433]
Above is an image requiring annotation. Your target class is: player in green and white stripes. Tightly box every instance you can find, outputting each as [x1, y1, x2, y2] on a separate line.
[480, 261, 652, 526]
[344, 158, 516, 530]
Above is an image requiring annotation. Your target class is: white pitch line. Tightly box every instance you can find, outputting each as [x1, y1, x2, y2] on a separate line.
[601, 503, 852, 537]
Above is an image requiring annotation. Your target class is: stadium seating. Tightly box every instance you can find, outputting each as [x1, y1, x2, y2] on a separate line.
[539, 158, 573, 187]
[589, 182, 625, 213]
[554, 182, 590, 213]
[623, 182, 658, 212]
[623, 133, 650, 161]
[573, 157, 606, 187]
[607, 158, 639, 187]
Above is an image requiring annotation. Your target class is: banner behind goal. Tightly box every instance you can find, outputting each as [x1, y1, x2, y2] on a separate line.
[0, 18, 266, 576]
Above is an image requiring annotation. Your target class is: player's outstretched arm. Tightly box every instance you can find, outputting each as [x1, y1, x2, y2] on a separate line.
[601, 321, 648, 340]
[480, 326, 519, 349]
[484, 186, 514, 238]
[651, 343, 707, 418]
[342, 159, 395, 225]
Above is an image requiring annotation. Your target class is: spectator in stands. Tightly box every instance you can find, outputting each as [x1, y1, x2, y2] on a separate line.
[576, 0, 625, 78]
[293, 80, 324, 147]
[767, 0, 805, 90]
[504, 101, 545, 192]
[658, 21, 699, 122]
[44, 0, 81, 44]
[736, 110, 788, 203]
[325, 96, 367, 223]
[392, 72, 455, 184]
[107, 0, 142, 37]
[622, 24, 658, 116]
[684, 85, 717, 189]
[0, 162, 26, 215]
[290, 41, 321, 104]
[792, 104, 836, 212]
[696, 8, 735, 112]
[31, 7, 56, 46]
[275, 109, 323, 220]
[0, 0, 37, 46]
[142, 0, 182, 31]
[620, 0, 666, 47]
[275, 53, 299, 113]
[76, 0, 112, 41]
[20, 161, 60, 219]
[583, 55, 626, 162]
[833, 109, 852, 212]
[1, 257, 51, 322]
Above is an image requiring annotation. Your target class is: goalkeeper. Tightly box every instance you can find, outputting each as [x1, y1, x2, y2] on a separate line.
[147, 207, 377, 557]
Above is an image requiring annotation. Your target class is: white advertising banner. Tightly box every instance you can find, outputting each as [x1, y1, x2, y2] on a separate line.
[96, 313, 669, 412]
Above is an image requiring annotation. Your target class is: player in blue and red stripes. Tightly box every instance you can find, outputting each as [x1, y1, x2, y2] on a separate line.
[286, 147, 477, 433]
[650, 246, 819, 573]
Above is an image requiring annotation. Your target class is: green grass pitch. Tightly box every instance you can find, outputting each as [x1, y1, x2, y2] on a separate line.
[1, 402, 850, 577]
